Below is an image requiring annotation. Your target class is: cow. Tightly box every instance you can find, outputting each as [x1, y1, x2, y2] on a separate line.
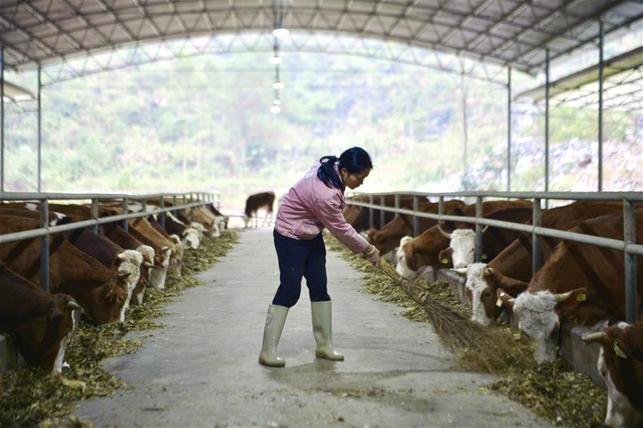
[101, 223, 156, 306]
[367, 200, 466, 255]
[147, 216, 184, 278]
[395, 200, 532, 279]
[582, 321, 643, 427]
[127, 217, 175, 290]
[344, 194, 420, 232]
[0, 216, 130, 324]
[0, 264, 79, 374]
[499, 209, 643, 363]
[244, 191, 276, 228]
[462, 201, 624, 326]
[164, 212, 200, 249]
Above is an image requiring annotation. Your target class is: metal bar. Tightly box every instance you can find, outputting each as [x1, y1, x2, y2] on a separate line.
[394, 194, 400, 213]
[1, 46, 4, 192]
[0, 201, 213, 244]
[624, 200, 637, 323]
[598, 20, 604, 192]
[413, 196, 419, 237]
[507, 66, 512, 191]
[159, 197, 166, 228]
[475, 196, 483, 262]
[39, 198, 49, 292]
[346, 199, 643, 255]
[173, 194, 178, 215]
[379, 195, 385, 228]
[345, 191, 643, 201]
[122, 197, 128, 232]
[439, 196, 444, 218]
[37, 66, 42, 192]
[0, 191, 211, 200]
[545, 49, 550, 198]
[90, 198, 99, 234]
[461, 73, 469, 189]
[532, 198, 542, 275]
[368, 195, 374, 229]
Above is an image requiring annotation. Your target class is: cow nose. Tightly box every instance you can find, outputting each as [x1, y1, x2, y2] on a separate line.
[454, 262, 467, 269]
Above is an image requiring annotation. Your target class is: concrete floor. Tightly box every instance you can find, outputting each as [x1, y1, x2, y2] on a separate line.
[75, 228, 550, 428]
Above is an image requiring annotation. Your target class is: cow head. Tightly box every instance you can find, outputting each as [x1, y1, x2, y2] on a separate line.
[510, 288, 586, 363]
[181, 227, 200, 249]
[149, 246, 172, 290]
[116, 250, 143, 323]
[190, 222, 206, 239]
[395, 236, 425, 279]
[167, 236, 183, 278]
[210, 219, 221, 238]
[31, 296, 79, 374]
[583, 323, 643, 427]
[438, 225, 476, 269]
[461, 263, 497, 326]
[81, 271, 129, 324]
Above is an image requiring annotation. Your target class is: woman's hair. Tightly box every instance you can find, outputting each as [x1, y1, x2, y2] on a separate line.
[317, 147, 373, 189]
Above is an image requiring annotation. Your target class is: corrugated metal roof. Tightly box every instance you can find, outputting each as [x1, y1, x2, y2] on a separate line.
[0, 0, 641, 73]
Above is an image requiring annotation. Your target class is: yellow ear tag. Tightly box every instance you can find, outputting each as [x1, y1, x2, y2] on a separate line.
[576, 293, 587, 302]
[496, 298, 503, 307]
[441, 258, 448, 264]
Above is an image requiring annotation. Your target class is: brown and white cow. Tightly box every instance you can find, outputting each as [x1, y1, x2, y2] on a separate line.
[367, 200, 466, 255]
[0, 216, 130, 324]
[395, 200, 532, 278]
[583, 321, 643, 427]
[164, 212, 200, 249]
[127, 217, 175, 289]
[244, 191, 276, 228]
[0, 264, 79, 374]
[462, 201, 624, 326]
[344, 194, 419, 232]
[501, 209, 643, 363]
[147, 216, 184, 279]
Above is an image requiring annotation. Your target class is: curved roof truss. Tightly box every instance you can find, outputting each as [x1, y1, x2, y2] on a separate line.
[1, 0, 641, 75]
[40, 32, 509, 86]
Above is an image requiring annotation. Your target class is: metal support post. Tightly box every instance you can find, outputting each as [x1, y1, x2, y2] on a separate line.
[532, 198, 542, 275]
[379, 195, 385, 228]
[507, 67, 512, 192]
[413, 196, 419, 237]
[394, 194, 400, 216]
[439, 196, 444, 218]
[141, 199, 147, 218]
[159, 198, 166, 228]
[173, 194, 178, 215]
[624, 200, 638, 323]
[37, 66, 42, 192]
[545, 49, 550, 198]
[368, 195, 374, 229]
[1, 46, 4, 192]
[474, 196, 483, 262]
[39, 199, 50, 292]
[598, 20, 604, 191]
[122, 197, 129, 232]
[91, 198, 99, 234]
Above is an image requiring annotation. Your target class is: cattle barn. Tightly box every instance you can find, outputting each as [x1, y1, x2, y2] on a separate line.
[0, 1, 642, 427]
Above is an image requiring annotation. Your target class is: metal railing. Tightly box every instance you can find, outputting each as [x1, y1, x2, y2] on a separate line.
[347, 191, 642, 323]
[0, 191, 221, 293]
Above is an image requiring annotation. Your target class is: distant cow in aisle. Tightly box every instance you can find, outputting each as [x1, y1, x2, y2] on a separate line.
[244, 192, 276, 228]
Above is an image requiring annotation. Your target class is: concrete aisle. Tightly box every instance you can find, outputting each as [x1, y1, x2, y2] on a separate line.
[75, 228, 550, 428]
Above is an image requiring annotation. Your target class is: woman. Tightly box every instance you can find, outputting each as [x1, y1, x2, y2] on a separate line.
[258, 147, 380, 367]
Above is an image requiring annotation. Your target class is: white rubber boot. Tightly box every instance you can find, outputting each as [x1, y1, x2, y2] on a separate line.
[311, 301, 344, 361]
[258, 304, 289, 367]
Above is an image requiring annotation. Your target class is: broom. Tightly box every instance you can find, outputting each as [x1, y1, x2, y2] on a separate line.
[376, 259, 531, 373]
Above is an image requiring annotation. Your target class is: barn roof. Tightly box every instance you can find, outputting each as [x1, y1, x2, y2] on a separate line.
[1, 0, 641, 74]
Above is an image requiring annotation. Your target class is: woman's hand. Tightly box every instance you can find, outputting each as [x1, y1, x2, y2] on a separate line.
[363, 245, 381, 266]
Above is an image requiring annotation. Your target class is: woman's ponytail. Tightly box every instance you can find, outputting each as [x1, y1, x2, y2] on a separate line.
[317, 155, 343, 190]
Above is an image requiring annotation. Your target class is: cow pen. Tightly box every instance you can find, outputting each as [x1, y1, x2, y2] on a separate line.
[347, 191, 643, 382]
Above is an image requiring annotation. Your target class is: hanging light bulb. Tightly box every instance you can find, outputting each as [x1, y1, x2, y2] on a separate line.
[270, 104, 281, 114]
[272, 28, 289, 39]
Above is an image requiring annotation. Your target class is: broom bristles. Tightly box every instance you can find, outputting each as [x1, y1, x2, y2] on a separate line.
[377, 259, 528, 373]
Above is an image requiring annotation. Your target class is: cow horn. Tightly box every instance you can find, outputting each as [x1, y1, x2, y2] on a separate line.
[452, 268, 468, 275]
[68, 301, 81, 310]
[581, 332, 607, 344]
[481, 225, 490, 234]
[553, 290, 574, 303]
[437, 223, 452, 239]
[143, 261, 154, 267]
[483, 267, 494, 276]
